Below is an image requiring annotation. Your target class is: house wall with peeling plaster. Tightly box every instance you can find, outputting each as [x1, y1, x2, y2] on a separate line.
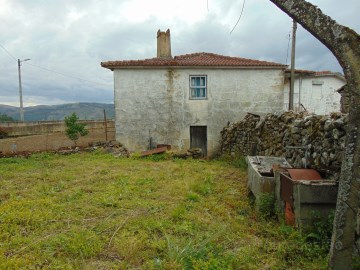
[114, 68, 284, 156]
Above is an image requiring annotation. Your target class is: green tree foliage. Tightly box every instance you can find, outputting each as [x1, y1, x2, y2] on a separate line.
[0, 114, 15, 122]
[64, 113, 88, 145]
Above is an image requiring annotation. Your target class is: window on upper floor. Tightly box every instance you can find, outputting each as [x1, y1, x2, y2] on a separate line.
[190, 75, 207, 99]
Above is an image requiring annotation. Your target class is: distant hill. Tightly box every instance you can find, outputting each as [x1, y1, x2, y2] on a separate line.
[0, 103, 115, 121]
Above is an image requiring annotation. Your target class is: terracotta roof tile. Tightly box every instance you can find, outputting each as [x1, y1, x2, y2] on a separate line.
[285, 69, 345, 81]
[285, 69, 343, 76]
[285, 69, 315, 75]
[314, 70, 334, 75]
[101, 52, 286, 69]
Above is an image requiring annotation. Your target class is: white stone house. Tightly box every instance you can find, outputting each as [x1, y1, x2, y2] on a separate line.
[101, 30, 286, 156]
[283, 70, 346, 114]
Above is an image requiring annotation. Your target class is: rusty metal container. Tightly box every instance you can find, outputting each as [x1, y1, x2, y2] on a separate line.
[280, 169, 338, 229]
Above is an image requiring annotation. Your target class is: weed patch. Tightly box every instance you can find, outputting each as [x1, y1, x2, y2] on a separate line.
[257, 192, 276, 219]
[215, 154, 248, 171]
[304, 210, 335, 251]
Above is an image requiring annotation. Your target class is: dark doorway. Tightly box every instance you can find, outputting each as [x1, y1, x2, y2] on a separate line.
[190, 126, 207, 156]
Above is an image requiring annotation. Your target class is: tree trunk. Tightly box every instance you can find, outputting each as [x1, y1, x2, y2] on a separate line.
[268, 1, 360, 269]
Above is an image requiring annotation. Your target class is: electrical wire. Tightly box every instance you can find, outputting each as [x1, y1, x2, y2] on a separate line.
[24, 62, 112, 87]
[0, 43, 17, 61]
[230, 0, 246, 34]
[0, 42, 111, 87]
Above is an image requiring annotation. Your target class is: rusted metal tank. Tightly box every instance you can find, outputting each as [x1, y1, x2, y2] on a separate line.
[280, 169, 338, 229]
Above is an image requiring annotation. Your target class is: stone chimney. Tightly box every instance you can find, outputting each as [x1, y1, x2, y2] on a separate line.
[157, 29, 172, 58]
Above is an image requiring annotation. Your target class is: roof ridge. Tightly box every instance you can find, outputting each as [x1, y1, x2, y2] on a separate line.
[176, 52, 255, 60]
[101, 52, 287, 69]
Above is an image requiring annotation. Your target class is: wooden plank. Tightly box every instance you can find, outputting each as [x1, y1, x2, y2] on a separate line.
[140, 146, 167, 157]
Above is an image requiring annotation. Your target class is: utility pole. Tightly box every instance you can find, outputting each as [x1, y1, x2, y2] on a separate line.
[17, 58, 30, 122]
[289, 20, 297, 111]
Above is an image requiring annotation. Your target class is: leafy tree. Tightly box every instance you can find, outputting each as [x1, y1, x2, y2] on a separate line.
[64, 112, 88, 145]
[0, 114, 15, 122]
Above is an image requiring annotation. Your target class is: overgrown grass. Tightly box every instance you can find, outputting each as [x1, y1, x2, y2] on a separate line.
[0, 152, 328, 269]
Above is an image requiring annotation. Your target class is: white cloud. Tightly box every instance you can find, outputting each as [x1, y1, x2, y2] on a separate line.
[0, 0, 359, 106]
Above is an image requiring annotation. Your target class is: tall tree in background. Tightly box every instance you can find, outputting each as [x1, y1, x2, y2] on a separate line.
[268, 1, 360, 269]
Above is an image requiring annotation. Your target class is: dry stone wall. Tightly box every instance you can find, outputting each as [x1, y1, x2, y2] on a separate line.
[220, 113, 261, 157]
[220, 111, 347, 179]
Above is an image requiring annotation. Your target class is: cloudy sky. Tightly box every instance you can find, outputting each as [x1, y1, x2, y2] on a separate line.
[0, 0, 359, 107]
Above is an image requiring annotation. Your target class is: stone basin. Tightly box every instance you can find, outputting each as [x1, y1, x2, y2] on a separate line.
[247, 156, 292, 201]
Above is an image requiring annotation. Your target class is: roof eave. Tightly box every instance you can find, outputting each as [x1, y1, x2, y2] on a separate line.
[314, 73, 346, 82]
[101, 65, 287, 70]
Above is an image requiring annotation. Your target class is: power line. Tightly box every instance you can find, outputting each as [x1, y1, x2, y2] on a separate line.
[0, 43, 17, 61]
[230, 0, 246, 34]
[0, 43, 111, 87]
[24, 62, 112, 87]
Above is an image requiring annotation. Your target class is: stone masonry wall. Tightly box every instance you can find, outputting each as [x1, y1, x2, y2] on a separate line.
[220, 111, 347, 178]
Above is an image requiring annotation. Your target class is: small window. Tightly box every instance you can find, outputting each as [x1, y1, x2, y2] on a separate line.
[312, 80, 324, 85]
[190, 75, 207, 99]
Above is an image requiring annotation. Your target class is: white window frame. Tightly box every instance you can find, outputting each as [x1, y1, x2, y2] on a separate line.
[189, 75, 207, 100]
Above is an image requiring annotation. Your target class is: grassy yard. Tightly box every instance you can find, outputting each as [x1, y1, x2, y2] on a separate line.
[0, 152, 328, 269]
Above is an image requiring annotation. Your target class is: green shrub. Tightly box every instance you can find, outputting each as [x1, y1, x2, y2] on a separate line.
[304, 210, 335, 251]
[64, 113, 88, 145]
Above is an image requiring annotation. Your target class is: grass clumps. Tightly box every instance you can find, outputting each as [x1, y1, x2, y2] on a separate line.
[0, 152, 328, 269]
[257, 192, 276, 219]
[215, 154, 248, 170]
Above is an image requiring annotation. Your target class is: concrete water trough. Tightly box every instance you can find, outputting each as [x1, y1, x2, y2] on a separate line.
[247, 156, 292, 201]
[247, 156, 338, 230]
[279, 169, 338, 229]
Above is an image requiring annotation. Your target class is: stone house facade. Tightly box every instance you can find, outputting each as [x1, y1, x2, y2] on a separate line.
[101, 30, 287, 156]
[283, 70, 346, 114]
